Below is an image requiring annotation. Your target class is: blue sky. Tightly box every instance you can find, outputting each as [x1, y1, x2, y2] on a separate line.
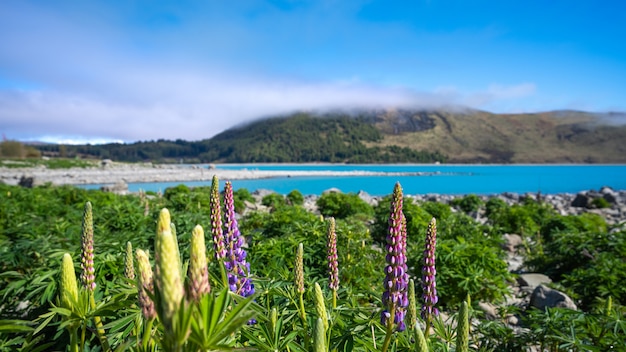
[1, 0, 625, 143]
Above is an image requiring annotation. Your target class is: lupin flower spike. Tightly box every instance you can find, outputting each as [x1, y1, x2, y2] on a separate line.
[125, 241, 135, 280]
[381, 182, 409, 332]
[313, 317, 327, 352]
[136, 249, 156, 320]
[421, 217, 439, 322]
[314, 282, 328, 332]
[155, 209, 183, 328]
[80, 202, 96, 292]
[326, 217, 339, 307]
[295, 243, 305, 294]
[407, 279, 418, 331]
[456, 300, 469, 352]
[60, 253, 79, 311]
[223, 181, 255, 298]
[187, 225, 210, 301]
[210, 175, 226, 261]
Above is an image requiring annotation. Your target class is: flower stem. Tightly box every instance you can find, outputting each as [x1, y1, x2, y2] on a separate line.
[90, 292, 111, 351]
[381, 305, 396, 352]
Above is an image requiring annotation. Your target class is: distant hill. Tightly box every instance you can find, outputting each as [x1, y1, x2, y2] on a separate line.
[35, 109, 626, 163]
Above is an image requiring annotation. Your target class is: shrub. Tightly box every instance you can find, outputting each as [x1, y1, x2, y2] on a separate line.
[421, 201, 452, 220]
[261, 193, 286, 209]
[286, 189, 304, 206]
[451, 194, 483, 213]
[591, 197, 611, 209]
[431, 238, 513, 308]
[316, 192, 373, 219]
[233, 187, 255, 213]
[485, 197, 507, 218]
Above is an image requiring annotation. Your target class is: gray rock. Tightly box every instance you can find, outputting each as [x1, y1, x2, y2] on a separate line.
[603, 192, 617, 204]
[357, 190, 378, 206]
[506, 314, 519, 326]
[518, 273, 552, 289]
[507, 254, 525, 272]
[323, 187, 342, 194]
[571, 193, 590, 208]
[18, 175, 37, 188]
[100, 181, 128, 194]
[502, 234, 524, 253]
[529, 285, 577, 310]
[478, 302, 499, 320]
[251, 189, 275, 203]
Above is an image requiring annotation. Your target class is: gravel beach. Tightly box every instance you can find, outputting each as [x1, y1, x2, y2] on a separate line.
[0, 162, 428, 186]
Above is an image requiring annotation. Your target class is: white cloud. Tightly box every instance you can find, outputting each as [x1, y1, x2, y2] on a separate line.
[434, 83, 537, 111]
[0, 2, 549, 143]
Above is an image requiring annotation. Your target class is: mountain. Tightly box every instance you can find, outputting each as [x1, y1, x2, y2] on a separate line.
[362, 109, 626, 163]
[36, 109, 626, 163]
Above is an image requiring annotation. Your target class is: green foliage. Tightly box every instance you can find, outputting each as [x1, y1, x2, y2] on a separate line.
[0, 157, 95, 169]
[1, 182, 625, 351]
[420, 201, 452, 221]
[286, 189, 304, 206]
[232, 188, 255, 214]
[316, 192, 373, 219]
[591, 197, 611, 209]
[431, 237, 513, 308]
[528, 226, 626, 308]
[487, 197, 556, 236]
[485, 197, 507, 218]
[450, 194, 483, 213]
[261, 193, 286, 209]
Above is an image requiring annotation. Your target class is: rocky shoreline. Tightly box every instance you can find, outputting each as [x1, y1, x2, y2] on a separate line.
[252, 187, 626, 226]
[0, 162, 434, 186]
[2, 162, 624, 225]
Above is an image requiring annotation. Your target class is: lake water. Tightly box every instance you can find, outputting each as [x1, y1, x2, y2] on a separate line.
[80, 164, 626, 196]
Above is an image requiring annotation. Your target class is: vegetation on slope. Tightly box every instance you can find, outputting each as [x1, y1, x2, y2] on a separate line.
[31, 109, 626, 163]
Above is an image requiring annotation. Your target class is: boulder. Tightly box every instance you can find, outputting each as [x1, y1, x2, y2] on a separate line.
[502, 234, 524, 253]
[323, 187, 342, 194]
[251, 189, 275, 203]
[101, 181, 128, 194]
[357, 190, 378, 206]
[517, 273, 552, 289]
[571, 193, 590, 208]
[18, 175, 37, 188]
[602, 190, 618, 204]
[478, 302, 499, 320]
[529, 285, 577, 310]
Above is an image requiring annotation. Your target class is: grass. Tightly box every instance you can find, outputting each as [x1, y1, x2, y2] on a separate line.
[0, 158, 99, 169]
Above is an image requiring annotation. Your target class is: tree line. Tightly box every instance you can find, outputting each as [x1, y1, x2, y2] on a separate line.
[34, 113, 447, 163]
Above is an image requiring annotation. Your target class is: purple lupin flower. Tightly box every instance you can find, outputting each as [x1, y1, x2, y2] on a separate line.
[210, 175, 226, 261]
[381, 182, 409, 332]
[327, 217, 339, 308]
[421, 218, 439, 321]
[223, 181, 255, 299]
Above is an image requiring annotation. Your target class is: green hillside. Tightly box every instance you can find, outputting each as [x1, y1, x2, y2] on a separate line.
[34, 109, 626, 163]
[198, 112, 446, 163]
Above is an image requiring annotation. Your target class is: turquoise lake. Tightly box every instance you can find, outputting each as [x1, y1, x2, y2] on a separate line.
[80, 164, 626, 196]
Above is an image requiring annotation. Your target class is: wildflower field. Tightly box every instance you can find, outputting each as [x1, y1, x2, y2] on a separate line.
[0, 177, 624, 351]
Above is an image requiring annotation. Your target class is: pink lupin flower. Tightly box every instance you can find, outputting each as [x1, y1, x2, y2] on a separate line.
[421, 218, 439, 321]
[80, 202, 96, 292]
